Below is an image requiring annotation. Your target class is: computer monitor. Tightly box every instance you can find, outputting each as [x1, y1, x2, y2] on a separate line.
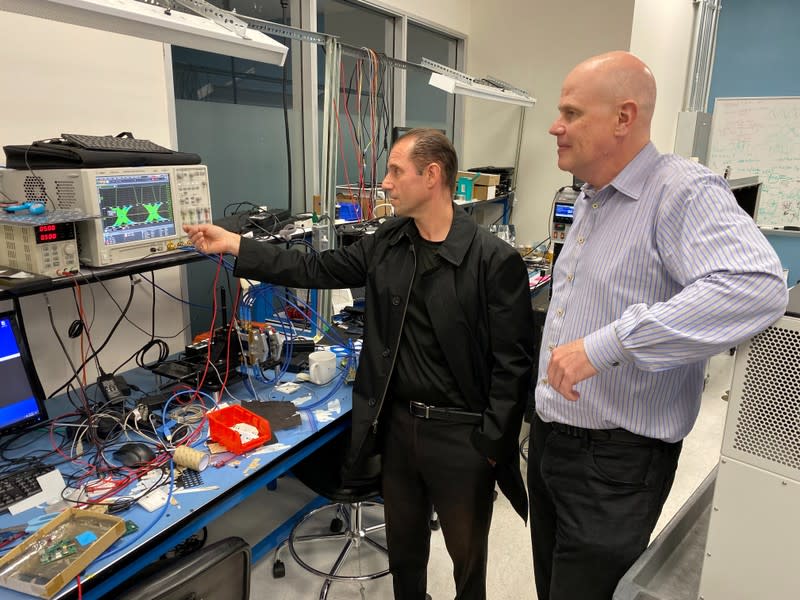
[727, 176, 762, 220]
[0, 308, 47, 435]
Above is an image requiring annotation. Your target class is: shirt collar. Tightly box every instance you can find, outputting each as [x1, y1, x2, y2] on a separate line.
[608, 142, 660, 201]
[388, 204, 477, 266]
[581, 142, 659, 201]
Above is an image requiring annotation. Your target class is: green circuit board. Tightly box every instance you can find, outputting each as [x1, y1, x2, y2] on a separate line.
[40, 539, 78, 564]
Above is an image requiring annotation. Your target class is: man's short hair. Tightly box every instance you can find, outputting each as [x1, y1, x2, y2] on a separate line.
[398, 128, 458, 194]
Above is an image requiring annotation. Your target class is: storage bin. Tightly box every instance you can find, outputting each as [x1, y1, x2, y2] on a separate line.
[208, 405, 272, 454]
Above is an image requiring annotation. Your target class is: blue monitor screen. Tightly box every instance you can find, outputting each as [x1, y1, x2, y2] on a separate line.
[554, 202, 575, 222]
[0, 312, 47, 434]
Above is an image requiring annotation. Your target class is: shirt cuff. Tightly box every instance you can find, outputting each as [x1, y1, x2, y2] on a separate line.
[232, 237, 261, 278]
[584, 322, 631, 371]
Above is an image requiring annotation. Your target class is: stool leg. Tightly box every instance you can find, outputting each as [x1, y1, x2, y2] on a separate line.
[319, 579, 333, 600]
[293, 530, 348, 544]
[317, 538, 353, 600]
[339, 503, 352, 529]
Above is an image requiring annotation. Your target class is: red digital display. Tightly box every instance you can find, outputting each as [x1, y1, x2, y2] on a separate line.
[34, 223, 75, 245]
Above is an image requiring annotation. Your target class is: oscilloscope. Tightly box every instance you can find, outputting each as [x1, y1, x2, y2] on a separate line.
[0, 165, 212, 266]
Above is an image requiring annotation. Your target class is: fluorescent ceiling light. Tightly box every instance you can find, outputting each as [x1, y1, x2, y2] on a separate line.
[429, 72, 536, 108]
[0, 0, 288, 65]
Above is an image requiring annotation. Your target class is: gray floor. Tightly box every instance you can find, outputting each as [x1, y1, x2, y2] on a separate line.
[206, 353, 733, 600]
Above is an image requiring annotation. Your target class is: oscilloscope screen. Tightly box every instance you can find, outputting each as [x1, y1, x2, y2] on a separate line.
[96, 172, 177, 246]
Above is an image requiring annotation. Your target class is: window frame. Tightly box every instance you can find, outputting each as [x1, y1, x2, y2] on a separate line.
[301, 0, 466, 211]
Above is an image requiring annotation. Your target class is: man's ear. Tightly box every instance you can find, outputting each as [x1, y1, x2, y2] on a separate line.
[615, 100, 638, 136]
[425, 162, 442, 189]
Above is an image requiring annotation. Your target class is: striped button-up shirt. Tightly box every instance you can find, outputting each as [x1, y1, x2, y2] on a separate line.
[536, 142, 787, 442]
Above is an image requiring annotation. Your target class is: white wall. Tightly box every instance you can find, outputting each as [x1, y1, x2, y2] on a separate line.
[463, 0, 636, 247]
[0, 15, 173, 148]
[629, 0, 695, 152]
[0, 13, 187, 394]
[372, 0, 469, 34]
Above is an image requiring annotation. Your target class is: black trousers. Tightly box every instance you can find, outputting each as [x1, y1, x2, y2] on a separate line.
[382, 402, 495, 600]
[527, 413, 682, 600]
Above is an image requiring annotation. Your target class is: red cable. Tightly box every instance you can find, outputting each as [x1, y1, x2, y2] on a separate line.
[219, 280, 242, 394]
[192, 255, 223, 399]
[335, 64, 355, 203]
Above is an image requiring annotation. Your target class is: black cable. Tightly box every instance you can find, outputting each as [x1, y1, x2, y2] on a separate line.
[280, 0, 292, 213]
[23, 141, 57, 210]
[223, 201, 261, 216]
[44, 293, 92, 414]
[149, 270, 156, 340]
[48, 276, 136, 399]
[135, 340, 171, 370]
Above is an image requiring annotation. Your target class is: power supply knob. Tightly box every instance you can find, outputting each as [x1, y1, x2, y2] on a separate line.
[63, 244, 75, 256]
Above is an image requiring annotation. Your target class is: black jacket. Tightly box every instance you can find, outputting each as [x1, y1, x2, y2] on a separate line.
[233, 207, 535, 519]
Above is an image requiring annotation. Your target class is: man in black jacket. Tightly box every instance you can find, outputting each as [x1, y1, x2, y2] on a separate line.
[184, 128, 534, 600]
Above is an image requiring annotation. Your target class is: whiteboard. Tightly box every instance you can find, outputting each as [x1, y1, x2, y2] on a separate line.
[707, 96, 800, 227]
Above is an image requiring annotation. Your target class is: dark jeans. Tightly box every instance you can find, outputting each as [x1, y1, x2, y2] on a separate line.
[382, 402, 495, 600]
[527, 413, 682, 600]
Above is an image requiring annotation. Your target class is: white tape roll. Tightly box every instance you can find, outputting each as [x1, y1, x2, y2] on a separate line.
[173, 445, 210, 471]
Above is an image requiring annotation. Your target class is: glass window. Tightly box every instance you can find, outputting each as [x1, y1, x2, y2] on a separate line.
[172, 1, 297, 335]
[317, 0, 395, 205]
[406, 23, 458, 140]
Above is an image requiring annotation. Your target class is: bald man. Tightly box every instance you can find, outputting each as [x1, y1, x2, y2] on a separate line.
[528, 52, 786, 599]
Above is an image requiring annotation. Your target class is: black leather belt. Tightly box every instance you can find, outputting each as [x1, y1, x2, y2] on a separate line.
[538, 414, 661, 446]
[409, 401, 482, 425]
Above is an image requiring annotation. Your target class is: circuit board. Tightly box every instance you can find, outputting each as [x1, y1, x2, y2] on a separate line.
[40, 539, 78, 564]
[123, 520, 139, 536]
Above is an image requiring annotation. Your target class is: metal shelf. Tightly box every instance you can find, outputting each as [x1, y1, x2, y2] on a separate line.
[0, 250, 205, 301]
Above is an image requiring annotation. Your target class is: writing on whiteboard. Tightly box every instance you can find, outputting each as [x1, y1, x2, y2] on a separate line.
[708, 97, 800, 227]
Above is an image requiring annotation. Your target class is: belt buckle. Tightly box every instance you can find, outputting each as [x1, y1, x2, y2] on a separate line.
[410, 401, 432, 419]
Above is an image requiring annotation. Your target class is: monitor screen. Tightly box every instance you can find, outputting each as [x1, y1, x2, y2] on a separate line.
[553, 202, 575, 223]
[729, 182, 761, 220]
[0, 310, 47, 435]
[97, 172, 177, 246]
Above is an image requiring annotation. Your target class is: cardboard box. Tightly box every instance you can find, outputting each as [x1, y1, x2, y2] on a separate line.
[472, 185, 496, 201]
[457, 170, 501, 186]
[456, 176, 475, 200]
[0, 509, 125, 598]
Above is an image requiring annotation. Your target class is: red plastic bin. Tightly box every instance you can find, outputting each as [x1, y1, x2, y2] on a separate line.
[208, 405, 272, 454]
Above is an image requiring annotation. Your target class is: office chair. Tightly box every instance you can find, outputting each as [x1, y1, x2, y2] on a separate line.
[273, 431, 389, 599]
[116, 536, 250, 600]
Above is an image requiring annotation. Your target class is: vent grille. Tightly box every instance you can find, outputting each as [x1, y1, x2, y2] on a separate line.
[54, 180, 77, 209]
[22, 175, 47, 203]
[733, 326, 800, 471]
